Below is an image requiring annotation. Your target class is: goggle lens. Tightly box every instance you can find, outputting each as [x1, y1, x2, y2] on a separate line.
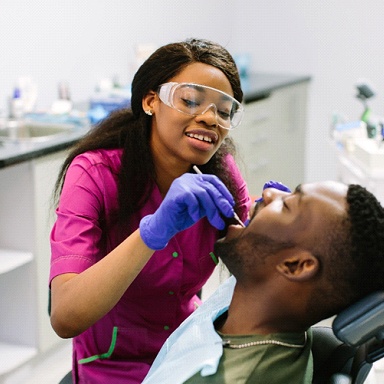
[158, 82, 243, 129]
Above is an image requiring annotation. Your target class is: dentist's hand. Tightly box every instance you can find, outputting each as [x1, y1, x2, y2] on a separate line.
[140, 173, 235, 250]
[262, 180, 291, 193]
[255, 180, 291, 203]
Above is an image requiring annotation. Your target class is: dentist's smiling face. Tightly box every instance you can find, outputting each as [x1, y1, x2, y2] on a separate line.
[215, 181, 348, 276]
[144, 62, 234, 169]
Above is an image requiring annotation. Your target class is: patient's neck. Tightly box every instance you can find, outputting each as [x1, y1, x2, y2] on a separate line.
[218, 285, 308, 335]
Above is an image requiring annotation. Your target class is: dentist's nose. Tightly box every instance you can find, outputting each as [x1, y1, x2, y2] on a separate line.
[196, 104, 218, 126]
[201, 103, 218, 116]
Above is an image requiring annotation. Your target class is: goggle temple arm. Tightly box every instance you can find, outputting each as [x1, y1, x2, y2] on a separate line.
[158, 82, 176, 107]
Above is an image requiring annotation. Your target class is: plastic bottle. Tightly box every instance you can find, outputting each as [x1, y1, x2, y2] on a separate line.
[9, 87, 24, 119]
[51, 81, 72, 114]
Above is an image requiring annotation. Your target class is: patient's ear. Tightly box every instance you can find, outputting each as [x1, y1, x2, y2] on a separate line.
[276, 249, 319, 281]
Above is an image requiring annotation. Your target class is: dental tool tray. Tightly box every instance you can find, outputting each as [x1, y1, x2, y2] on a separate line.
[353, 139, 384, 172]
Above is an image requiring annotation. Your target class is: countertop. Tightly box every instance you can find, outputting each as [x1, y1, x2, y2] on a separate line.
[0, 124, 89, 169]
[0, 72, 311, 169]
[241, 72, 311, 103]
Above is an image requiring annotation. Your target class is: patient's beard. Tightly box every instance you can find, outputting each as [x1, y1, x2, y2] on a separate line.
[215, 233, 294, 281]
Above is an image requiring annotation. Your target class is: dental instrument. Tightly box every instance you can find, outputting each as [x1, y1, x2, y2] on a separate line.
[192, 165, 246, 227]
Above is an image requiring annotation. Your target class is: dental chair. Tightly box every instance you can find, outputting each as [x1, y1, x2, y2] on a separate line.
[312, 291, 384, 384]
[59, 371, 72, 384]
[58, 291, 384, 384]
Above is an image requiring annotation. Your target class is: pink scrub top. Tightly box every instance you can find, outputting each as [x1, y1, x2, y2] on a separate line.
[49, 148, 250, 384]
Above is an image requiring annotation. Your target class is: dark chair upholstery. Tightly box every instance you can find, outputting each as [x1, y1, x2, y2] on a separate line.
[312, 326, 357, 383]
[58, 370, 72, 384]
[312, 291, 384, 384]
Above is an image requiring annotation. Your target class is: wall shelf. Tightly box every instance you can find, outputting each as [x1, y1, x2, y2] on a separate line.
[0, 249, 33, 275]
[0, 342, 37, 376]
[0, 151, 70, 381]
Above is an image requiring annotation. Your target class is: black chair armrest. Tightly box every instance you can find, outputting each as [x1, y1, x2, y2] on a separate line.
[333, 291, 384, 347]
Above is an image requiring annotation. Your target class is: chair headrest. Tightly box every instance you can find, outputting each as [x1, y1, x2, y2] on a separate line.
[332, 291, 384, 346]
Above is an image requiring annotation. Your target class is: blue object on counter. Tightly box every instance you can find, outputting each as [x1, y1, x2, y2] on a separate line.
[87, 105, 109, 124]
[334, 120, 362, 132]
[88, 95, 131, 124]
[233, 53, 251, 79]
[24, 113, 88, 127]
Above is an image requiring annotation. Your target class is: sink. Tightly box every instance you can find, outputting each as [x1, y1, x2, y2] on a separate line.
[0, 120, 76, 143]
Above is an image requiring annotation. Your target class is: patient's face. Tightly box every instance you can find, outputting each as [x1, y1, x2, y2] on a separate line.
[215, 181, 348, 276]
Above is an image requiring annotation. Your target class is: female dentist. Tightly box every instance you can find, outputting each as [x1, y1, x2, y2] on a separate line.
[49, 38, 250, 383]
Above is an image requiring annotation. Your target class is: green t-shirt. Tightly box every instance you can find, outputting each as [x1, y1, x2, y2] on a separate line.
[184, 329, 313, 384]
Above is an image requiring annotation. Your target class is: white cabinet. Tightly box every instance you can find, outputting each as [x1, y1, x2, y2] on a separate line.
[0, 250, 37, 378]
[0, 151, 67, 382]
[231, 82, 309, 196]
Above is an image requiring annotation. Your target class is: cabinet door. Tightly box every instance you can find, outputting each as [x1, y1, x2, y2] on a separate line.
[231, 83, 308, 196]
[32, 150, 68, 353]
[231, 94, 277, 195]
[0, 163, 38, 378]
[0, 151, 70, 380]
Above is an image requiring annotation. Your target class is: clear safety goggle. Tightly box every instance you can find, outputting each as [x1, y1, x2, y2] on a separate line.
[157, 82, 244, 130]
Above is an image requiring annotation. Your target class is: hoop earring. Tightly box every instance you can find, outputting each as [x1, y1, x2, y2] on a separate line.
[145, 110, 153, 116]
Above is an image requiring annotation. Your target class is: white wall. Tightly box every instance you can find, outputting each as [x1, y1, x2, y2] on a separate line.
[0, 0, 236, 109]
[1, 0, 383, 182]
[232, 0, 384, 181]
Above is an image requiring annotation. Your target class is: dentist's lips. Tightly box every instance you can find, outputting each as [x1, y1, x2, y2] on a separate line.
[185, 130, 218, 145]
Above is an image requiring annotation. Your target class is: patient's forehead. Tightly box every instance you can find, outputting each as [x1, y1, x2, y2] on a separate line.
[297, 181, 348, 239]
[305, 181, 347, 194]
[303, 181, 348, 211]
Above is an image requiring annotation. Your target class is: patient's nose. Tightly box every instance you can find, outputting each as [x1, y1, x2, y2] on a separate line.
[262, 188, 288, 205]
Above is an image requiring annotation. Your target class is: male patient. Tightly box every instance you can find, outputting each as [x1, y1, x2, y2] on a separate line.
[143, 181, 384, 384]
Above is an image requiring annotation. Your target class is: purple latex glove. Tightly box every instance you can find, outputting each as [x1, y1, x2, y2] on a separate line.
[255, 180, 291, 202]
[140, 173, 235, 250]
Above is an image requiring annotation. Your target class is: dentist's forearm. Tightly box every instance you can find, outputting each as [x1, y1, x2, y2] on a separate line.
[50, 229, 154, 338]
